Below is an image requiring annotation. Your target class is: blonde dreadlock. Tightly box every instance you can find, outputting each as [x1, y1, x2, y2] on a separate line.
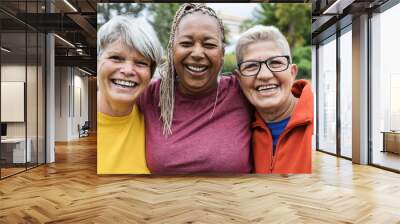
[159, 3, 225, 136]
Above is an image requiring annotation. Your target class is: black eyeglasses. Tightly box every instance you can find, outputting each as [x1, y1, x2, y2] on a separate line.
[237, 55, 290, 77]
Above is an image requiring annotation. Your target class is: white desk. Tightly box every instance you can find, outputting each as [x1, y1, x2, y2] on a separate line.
[1, 138, 31, 163]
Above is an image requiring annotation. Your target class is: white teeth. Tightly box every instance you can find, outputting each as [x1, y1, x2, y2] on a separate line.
[112, 79, 137, 88]
[186, 65, 207, 72]
[257, 84, 278, 91]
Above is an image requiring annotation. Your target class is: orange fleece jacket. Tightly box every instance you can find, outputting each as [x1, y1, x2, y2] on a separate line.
[252, 79, 314, 174]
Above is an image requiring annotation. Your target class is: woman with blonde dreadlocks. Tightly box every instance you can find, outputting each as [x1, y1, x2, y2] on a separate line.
[137, 3, 252, 174]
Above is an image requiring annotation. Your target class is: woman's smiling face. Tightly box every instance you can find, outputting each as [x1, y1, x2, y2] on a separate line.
[173, 12, 224, 95]
[98, 39, 152, 105]
[237, 41, 297, 112]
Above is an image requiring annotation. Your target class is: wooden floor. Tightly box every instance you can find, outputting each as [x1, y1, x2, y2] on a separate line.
[1, 135, 400, 223]
[1, 163, 45, 178]
[1, 167, 26, 178]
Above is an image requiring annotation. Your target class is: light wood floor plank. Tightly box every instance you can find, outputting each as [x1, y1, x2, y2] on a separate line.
[1, 134, 400, 223]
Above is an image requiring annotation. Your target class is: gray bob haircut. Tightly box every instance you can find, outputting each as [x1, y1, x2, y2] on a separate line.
[236, 25, 291, 63]
[97, 15, 163, 75]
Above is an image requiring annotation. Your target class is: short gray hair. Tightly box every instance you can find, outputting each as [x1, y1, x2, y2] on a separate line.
[236, 25, 291, 63]
[97, 15, 163, 75]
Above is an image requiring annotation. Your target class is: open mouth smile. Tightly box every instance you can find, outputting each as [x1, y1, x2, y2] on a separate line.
[256, 84, 279, 92]
[111, 79, 137, 88]
[185, 64, 208, 73]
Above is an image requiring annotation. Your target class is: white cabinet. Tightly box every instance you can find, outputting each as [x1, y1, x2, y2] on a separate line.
[1, 138, 31, 163]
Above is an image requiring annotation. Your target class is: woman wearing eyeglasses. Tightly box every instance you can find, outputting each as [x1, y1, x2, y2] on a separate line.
[234, 25, 314, 174]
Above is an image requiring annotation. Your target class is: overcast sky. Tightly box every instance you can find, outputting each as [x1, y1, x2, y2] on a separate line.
[207, 3, 260, 20]
[99, 3, 260, 25]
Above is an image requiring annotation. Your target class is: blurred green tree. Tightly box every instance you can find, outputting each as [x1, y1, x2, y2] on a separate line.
[252, 3, 311, 49]
[97, 3, 146, 28]
[148, 4, 230, 49]
[222, 53, 237, 74]
[241, 3, 311, 79]
[274, 4, 311, 48]
[292, 46, 311, 80]
[147, 3, 183, 50]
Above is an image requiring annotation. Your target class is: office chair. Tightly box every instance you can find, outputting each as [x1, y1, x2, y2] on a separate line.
[79, 121, 90, 138]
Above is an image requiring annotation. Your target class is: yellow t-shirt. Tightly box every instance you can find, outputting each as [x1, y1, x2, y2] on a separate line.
[97, 106, 150, 174]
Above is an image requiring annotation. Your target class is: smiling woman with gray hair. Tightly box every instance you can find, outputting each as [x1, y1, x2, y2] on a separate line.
[235, 25, 313, 174]
[97, 15, 162, 174]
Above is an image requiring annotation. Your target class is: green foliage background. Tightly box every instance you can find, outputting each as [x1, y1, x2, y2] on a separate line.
[241, 3, 311, 79]
[97, 3, 146, 30]
[222, 53, 237, 74]
[147, 3, 182, 50]
[97, 3, 311, 79]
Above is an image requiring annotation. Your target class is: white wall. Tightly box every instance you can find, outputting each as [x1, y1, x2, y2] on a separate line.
[1, 65, 39, 137]
[55, 67, 69, 141]
[1, 63, 46, 164]
[54, 67, 89, 141]
[1, 65, 26, 140]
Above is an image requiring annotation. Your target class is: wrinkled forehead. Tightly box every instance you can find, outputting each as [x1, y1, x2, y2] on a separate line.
[176, 11, 223, 39]
[242, 41, 285, 61]
[102, 39, 148, 60]
[101, 38, 129, 55]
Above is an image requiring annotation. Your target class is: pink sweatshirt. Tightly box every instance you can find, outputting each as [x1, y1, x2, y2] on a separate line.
[137, 75, 253, 174]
